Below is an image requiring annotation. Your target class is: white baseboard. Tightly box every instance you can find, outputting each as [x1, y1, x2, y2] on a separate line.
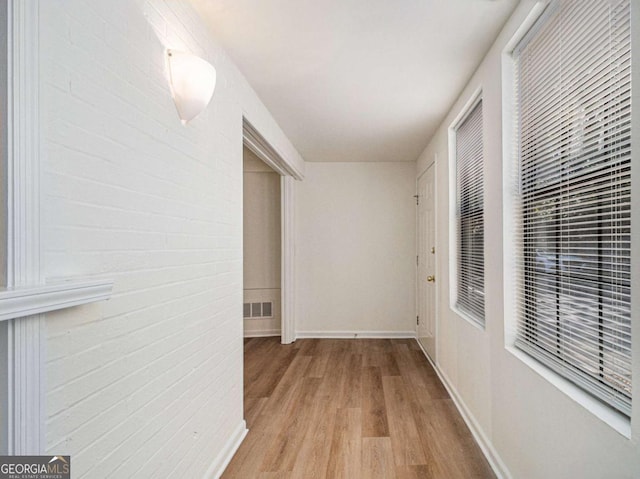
[203, 420, 248, 479]
[244, 329, 281, 338]
[415, 341, 512, 479]
[295, 330, 416, 339]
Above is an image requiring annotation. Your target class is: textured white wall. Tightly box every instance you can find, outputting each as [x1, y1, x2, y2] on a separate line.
[416, 1, 640, 478]
[243, 147, 281, 336]
[295, 162, 416, 336]
[39, 1, 302, 477]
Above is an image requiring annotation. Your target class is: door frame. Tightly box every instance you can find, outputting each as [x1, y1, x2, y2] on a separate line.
[242, 119, 301, 344]
[415, 156, 438, 360]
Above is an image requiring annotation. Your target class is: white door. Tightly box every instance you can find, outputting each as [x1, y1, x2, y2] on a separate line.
[417, 163, 436, 360]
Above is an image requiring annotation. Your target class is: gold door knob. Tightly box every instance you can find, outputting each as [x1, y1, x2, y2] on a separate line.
[427, 275, 435, 283]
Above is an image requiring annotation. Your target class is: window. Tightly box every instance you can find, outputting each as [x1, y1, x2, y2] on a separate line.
[513, 0, 631, 415]
[454, 99, 485, 325]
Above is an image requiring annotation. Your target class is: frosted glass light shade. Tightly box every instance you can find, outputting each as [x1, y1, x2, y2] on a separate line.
[167, 49, 217, 124]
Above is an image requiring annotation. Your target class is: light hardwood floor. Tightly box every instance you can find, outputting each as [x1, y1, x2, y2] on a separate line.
[223, 338, 495, 479]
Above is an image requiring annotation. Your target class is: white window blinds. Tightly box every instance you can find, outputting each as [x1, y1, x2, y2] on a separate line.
[455, 100, 485, 324]
[513, 0, 631, 415]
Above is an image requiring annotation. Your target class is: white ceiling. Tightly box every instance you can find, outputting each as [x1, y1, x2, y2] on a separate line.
[190, 0, 519, 162]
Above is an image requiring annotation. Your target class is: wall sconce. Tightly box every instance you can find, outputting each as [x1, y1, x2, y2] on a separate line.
[167, 49, 217, 125]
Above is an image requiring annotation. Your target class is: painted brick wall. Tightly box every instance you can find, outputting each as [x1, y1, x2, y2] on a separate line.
[39, 1, 302, 477]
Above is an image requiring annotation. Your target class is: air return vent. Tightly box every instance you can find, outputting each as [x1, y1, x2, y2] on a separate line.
[243, 302, 274, 319]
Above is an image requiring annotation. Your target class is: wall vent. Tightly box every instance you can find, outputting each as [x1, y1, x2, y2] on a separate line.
[243, 302, 274, 319]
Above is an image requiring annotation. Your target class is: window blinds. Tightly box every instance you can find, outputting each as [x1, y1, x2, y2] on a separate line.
[513, 0, 631, 415]
[456, 100, 485, 324]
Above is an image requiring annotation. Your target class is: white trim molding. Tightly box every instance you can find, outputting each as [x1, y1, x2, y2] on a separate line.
[0, 279, 114, 322]
[243, 329, 281, 338]
[242, 119, 304, 180]
[6, 0, 39, 287]
[415, 341, 512, 479]
[4, 0, 44, 455]
[2, 0, 115, 455]
[280, 176, 296, 344]
[203, 420, 248, 479]
[296, 331, 417, 340]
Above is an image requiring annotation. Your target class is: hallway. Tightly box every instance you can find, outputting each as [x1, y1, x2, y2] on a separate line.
[223, 338, 494, 478]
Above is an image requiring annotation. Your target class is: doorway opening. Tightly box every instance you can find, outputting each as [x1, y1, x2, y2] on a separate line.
[242, 117, 301, 344]
[243, 147, 282, 339]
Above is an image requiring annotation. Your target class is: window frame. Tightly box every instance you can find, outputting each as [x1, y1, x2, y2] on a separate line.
[449, 90, 486, 328]
[502, 0, 634, 436]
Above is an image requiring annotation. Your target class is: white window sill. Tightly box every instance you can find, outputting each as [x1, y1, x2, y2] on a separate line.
[451, 304, 486, 331]
[0, 278, 114, 321]
[506, 345, 631, 439]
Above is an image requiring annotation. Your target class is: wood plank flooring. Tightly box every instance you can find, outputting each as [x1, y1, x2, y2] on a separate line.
[223, 338, 495, 479]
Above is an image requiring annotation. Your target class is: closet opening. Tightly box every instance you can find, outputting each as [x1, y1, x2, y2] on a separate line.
[243, 147, 282, 340]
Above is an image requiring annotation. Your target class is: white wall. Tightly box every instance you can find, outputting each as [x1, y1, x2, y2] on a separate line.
[295, 162, 416, 336]
[243, 147, 281, 337]
[416, 1, 640, 478]
[39, 1, 302, 477]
